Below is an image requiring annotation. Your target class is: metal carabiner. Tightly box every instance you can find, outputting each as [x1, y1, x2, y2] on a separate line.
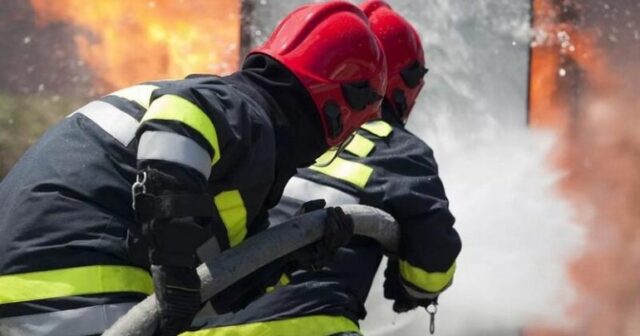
[426, 302, 438, 335]
[131, 171, 148, 210]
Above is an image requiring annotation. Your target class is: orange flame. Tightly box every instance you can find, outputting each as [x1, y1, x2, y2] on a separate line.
[528, 0, 640, 335]
[528, 0, 614, 130]
[29, 0, 240, 91]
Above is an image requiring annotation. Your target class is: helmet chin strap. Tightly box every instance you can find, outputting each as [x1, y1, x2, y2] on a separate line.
[392, 89, 408, 119]
[323, 101, 343, 140]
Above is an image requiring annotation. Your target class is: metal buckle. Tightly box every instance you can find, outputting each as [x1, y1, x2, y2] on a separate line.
[131, 171, 147, 210]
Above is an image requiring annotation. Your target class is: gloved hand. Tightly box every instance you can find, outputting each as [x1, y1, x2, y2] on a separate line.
[383, 259, 437, 313]
[143, 217, 210, 335]
[287, 202, 354, 271]
[132, 168, 213, 335]
[151, 265, 201, 336]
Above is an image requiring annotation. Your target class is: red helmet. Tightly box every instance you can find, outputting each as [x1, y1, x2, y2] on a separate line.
[361, 0, 428, 122]
[250, 1, 387, 146]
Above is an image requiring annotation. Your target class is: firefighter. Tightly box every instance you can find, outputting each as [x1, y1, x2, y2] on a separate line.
[187, 1, 461, 335]
[0, 2, 387, 336]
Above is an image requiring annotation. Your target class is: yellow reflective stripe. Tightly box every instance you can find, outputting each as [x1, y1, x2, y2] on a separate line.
[279, 273, 290, 286]
[314, 149, 337, 166]
[345, 133, 375, 158]
[265, 273, 291, 293]
[399, 260, 456, 293]
[310, 157, 373, 189]
[142, 94, 221, 165]
[361, 120, 392, 138]
[182, 315, 360, 336]
[214, 190, 247, 247]
[0, 265, 153, 304]
[109, 84, 159, 109]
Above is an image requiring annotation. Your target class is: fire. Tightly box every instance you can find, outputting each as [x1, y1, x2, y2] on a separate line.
[29, 0, 240, 91]
[528, 0, 640, 335]
[528, 0, 614, 130]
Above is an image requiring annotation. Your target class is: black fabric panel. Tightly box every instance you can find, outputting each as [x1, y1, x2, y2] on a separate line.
[399, 209, 459, 272]
[0, 117, 138, 275]
[245, 208, 270, 239]
[210, 212, 231, 252]
[204, 281, 361, 329]
[234, 55, 327, 209]
[0, 293, 147, 318]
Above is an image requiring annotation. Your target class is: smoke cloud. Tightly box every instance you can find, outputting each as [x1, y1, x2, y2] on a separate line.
[361, 1, 585, 335]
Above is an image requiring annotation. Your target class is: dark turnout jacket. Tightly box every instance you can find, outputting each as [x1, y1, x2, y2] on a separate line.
[276, 105, 461, 298]
[190, 105, 461, 335]
[0, 55, 327, 336]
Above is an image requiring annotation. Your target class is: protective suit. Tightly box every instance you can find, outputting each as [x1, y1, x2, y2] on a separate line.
[0, 2, 387, 335]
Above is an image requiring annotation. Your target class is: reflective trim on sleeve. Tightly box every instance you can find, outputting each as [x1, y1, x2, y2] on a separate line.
[182, 315, 360, 336]
[344, 133, 375, 157]
[0, 302, 137, 336]
[214, 190, 247, 248]
[283, 176, 359, 207]
[310, 157, 374, 189]
[361, 120, 393, 138]
[399, 260, 456, 293]
[402, 282, 440, 300]
[0, 265, 153, 304]
[138, 131, 213, 179]
[142, 94, 221, 165]
[108, 84, 159, 109]
[74, 101, 140, 146]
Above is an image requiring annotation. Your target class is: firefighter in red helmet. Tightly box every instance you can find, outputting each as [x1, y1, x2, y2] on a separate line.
[0, 2, 386, 335]
[190, 1, 460, 335]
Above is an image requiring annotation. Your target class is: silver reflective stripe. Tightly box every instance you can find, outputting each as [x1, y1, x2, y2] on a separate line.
[402, 282, 441, 300]
[0, 302, 136, 336]
[73, 101, 140, 146]
[137, 131, 212, 179]
[283, 176, 359, 207]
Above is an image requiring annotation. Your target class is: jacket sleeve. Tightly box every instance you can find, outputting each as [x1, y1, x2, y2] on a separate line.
[135, 78, 230, 185]
[380, 142, 461, 297]
[133, 77, 256, 252]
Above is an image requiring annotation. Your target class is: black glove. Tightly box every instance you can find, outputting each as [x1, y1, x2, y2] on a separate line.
[151, 265, 201, 336]
[383, 259, 437, 313]
[143, 217, 210, 335]
[288, 202, 354, 271]
[132, 168, 213, 335]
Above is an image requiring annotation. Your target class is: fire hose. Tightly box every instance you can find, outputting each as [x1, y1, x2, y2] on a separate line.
[103, 204, 399, 336]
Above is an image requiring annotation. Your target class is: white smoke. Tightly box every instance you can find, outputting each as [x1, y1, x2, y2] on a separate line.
[361, 122, 583, 336]
[361, 1, 584, 335]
